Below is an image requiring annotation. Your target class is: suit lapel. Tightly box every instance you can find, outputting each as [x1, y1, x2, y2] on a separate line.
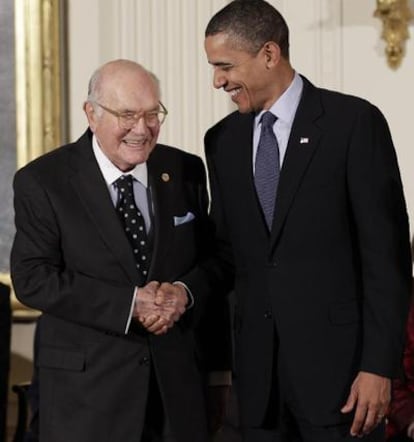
[239, 115, 265, 225]
[270, 79, 323, 249]
[146, 148, 175, 278]
[222, 113, 270, 237]
[68, 132, 141, 283]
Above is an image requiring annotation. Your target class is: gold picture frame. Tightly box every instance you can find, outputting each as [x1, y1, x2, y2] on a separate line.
[0, 0, 66, 318]
[15, 0, 66, 166]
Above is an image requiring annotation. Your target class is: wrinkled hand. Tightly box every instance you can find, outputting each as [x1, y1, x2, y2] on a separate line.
[134, 280, 160, 320]
[206, 385, 230, 436]
[341, 371, 390, 437]
[138, 282, 188, 335]
[133, 280, 167, 335]
[407, 420, 414, 439]
[155, 282, 188, 322]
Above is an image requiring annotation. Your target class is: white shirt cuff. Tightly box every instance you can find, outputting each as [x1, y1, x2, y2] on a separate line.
[173, 281, 194, 309]
[125, 287, 138, 334]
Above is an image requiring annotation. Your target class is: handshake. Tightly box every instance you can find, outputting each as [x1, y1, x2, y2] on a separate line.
[133, 281, 188, 335]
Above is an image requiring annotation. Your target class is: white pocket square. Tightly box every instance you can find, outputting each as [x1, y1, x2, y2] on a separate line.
[174, 212, 195, 226]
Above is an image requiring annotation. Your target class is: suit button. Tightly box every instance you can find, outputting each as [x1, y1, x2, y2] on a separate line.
[264, 311, 272, 319]
[139, 356, 150, 366]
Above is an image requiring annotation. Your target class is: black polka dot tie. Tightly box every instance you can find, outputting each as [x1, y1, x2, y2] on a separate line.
[114, 175, 149, 280]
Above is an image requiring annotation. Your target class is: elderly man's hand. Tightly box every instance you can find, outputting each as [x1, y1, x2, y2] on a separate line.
[133, 280, 160, 320]
[138, 282, 188, 335]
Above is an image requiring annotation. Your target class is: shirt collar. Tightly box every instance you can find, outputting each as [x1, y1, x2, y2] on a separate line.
[92, 134, 148, 188]
[255, 71, 303, 128]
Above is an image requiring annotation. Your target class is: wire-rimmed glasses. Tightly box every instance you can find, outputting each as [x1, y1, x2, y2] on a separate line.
[94, 101, 168, 129]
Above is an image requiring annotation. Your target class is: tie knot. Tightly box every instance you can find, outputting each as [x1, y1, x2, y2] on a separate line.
[261, 111, 277, 128]
[114, 174, 134, 191]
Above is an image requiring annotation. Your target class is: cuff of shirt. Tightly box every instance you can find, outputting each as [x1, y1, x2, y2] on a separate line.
[125, 287, 138, 334]
[173, 281, 194, 309]
[208, 371, 232, 386]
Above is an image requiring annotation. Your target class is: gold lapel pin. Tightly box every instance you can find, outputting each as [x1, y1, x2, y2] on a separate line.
[161, 173, 170, 182]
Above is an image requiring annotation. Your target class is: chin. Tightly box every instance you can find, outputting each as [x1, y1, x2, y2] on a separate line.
[237, 105, 253, 114]
[118, 154, 146, 170]
[234, 99, 253, 114]
[133, 153, 150, 165]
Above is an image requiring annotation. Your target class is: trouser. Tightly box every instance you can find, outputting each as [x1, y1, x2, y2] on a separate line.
[242, 334, 385, 442]
[242, 405, 385, 442]
[141, 366, 175, 442]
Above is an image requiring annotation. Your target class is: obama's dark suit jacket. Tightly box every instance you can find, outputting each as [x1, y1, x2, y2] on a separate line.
[188, 76, 412, 429]
[11, 129, 226, 442]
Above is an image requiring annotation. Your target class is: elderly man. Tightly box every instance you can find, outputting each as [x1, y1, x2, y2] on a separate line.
[11, 59, 229, 442]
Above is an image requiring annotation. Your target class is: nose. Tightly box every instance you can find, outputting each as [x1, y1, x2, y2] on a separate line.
[213, 69, 227, 89]
[130, 115, 148, 132]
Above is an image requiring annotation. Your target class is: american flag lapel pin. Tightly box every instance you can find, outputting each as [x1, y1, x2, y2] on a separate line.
[299, 137, 309, 144]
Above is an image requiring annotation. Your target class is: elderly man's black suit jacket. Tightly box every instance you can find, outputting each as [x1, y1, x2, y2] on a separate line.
[10, 130, 227, 442]
[187, 76, 412, 428]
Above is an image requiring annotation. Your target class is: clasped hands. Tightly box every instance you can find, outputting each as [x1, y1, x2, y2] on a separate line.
[133, 280, 188, 335]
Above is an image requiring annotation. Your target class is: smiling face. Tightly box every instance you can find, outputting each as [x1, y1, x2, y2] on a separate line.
[84, 61, 161, 172]
[205, 32, 281, 114]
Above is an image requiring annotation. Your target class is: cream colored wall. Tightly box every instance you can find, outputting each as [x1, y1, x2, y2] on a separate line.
[340, 0, 414, 237]
[67, 0, 231, 157]
[67, 0, 414, 232]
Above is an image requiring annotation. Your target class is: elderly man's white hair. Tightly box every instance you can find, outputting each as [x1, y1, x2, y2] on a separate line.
[86, 59, 161, 115]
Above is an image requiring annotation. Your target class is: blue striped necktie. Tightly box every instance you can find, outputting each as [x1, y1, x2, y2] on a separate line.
[254, 111, 280, 230]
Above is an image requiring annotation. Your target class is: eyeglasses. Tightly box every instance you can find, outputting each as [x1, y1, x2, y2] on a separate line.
[94, 101, 168, 129]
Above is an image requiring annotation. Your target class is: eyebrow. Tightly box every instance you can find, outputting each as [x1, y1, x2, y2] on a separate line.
[209, 61, 233, 67]
[120, 105, 160, 114]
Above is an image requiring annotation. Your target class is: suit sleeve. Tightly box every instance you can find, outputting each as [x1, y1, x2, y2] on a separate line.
[346, 103, 412, 377]
[10, 167, 134, 334]
[181, 153, 233, 373]
[183, 129, 235, 301]
[194, 289, 233, 374]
